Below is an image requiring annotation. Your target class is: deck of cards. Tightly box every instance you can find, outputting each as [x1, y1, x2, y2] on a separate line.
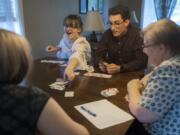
[101, 88, 119, 97]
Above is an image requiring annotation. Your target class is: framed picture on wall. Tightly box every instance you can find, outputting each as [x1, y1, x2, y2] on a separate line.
[79, 0, 103, 14]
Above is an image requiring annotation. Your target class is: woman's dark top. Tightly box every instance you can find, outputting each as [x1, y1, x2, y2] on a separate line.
[0, 85, 50, 135]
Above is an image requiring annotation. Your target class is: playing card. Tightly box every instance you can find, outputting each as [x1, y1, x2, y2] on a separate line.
[49, 83, 65, 91]
[41, 59, 65, 64]
[100, 88, 119, 97]
[84, 72, 112, 78]
[64, 91, 74, 97]
[55, 78, 70, 85]
[74, 72, 80, 75]
[55, 81, 69, 85]
[49, 79, 70, 91]
[86, 65, 95, 72]
[59, 63, 67, 67]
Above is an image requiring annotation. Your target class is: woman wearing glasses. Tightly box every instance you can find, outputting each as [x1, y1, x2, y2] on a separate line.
[126, 19, 180, 135]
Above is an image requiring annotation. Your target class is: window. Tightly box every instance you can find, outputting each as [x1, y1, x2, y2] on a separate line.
[141, 0, 180, 28]
[79, 0, 103, 14]
[0, 0, 24, 35]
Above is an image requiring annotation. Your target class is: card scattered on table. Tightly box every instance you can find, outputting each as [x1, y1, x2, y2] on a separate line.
[41, 59, 65, 64]
[49, 79, 69, 91]
[84, 72, 112, 78]
[64, 91, 74, 97]
[59, 63, 67, 67]
[101, 88, 119, 97]
[86, 65, 95, 72]
[74, 72, 80, 76]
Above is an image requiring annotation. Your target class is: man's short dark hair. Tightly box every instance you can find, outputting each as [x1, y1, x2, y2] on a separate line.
[108, 4, 130, 20]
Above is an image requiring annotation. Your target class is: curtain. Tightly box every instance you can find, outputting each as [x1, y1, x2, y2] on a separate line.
[154, 0, 177, 19]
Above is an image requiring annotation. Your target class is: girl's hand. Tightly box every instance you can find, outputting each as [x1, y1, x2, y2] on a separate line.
[46, 45, 59, 52]
[64, 68, 75, 81]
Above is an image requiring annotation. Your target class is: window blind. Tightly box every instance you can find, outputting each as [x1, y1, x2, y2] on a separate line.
[0, 0, 15, 22]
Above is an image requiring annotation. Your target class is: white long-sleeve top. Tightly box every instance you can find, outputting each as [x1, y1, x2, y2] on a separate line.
[70, 36, 91, 70]
[57, 34, 91, 71]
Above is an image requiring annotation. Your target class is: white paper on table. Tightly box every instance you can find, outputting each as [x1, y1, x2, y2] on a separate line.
[41, 59, 65, 64]
[74, 99, 134, 129]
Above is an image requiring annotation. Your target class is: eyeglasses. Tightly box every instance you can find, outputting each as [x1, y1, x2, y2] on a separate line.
[107, 20, 124, 27]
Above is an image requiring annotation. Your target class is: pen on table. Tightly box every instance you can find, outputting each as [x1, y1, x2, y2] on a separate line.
[80, 106, 97, 117]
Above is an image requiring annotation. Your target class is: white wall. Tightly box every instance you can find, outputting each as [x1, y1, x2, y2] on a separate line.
[23, 0, 80, 59]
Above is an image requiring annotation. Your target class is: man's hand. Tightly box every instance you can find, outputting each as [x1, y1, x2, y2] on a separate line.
[98, 61, 108, 72]
[98, 62, 121, 74]
[106, 63, 121, 74]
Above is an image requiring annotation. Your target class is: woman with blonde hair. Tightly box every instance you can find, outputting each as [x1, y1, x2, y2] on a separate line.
[0, 29, 89, 135]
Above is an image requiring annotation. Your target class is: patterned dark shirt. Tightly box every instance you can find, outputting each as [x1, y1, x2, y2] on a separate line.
[95, 25, 147, 72]
[140, 55, 180, 135]
[0, 85, 50, 135]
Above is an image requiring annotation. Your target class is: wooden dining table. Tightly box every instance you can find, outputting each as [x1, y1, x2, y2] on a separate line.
[27, 58, 144, 135]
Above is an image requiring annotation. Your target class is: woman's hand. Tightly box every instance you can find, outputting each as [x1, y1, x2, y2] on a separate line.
[124, 94, 129, 102]
[127, 79, 144, 94]
[126, 79, 143, 103]
[140, 72, 152, 87]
